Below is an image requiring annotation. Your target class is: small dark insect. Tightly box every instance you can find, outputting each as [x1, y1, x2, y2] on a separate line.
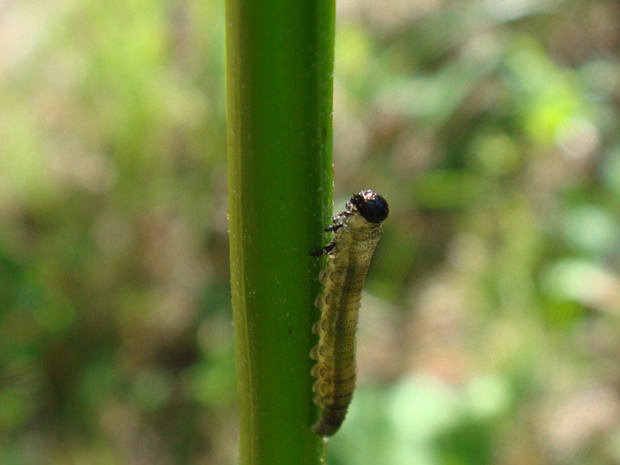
[310, 189, 389, 436]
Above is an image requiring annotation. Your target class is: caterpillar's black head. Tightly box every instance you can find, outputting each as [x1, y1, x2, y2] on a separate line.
[351, 190, 389, 223]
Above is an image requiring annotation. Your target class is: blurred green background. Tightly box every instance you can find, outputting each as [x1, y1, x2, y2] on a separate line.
[3, 0, 620, 464]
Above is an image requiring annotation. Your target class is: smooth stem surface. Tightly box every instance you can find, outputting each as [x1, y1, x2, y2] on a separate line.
[226, 0, 335, 464]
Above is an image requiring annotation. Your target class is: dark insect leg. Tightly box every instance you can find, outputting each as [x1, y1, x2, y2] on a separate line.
[311, 242, 335, 256]
[325, 223, 343, 233]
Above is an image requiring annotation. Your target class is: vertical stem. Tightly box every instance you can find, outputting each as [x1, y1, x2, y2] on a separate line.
[226, 1, 335, 464]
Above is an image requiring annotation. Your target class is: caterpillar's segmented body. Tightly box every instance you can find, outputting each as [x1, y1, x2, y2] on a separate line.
[310, 189, 389, 436]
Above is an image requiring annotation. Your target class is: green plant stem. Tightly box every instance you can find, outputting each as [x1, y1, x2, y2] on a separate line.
[226, 0, 335, 464]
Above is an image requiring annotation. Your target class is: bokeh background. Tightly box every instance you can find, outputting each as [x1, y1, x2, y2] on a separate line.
[3, 0, 620, 463]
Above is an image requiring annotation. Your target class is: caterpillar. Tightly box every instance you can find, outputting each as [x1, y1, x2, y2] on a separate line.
[310, 189, 389, 436]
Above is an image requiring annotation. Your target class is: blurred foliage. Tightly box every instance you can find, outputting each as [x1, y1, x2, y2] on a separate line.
[3, 0, 620, 464]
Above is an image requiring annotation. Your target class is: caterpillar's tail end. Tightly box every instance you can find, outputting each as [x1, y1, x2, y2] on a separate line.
[311, 417, 341, 437]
